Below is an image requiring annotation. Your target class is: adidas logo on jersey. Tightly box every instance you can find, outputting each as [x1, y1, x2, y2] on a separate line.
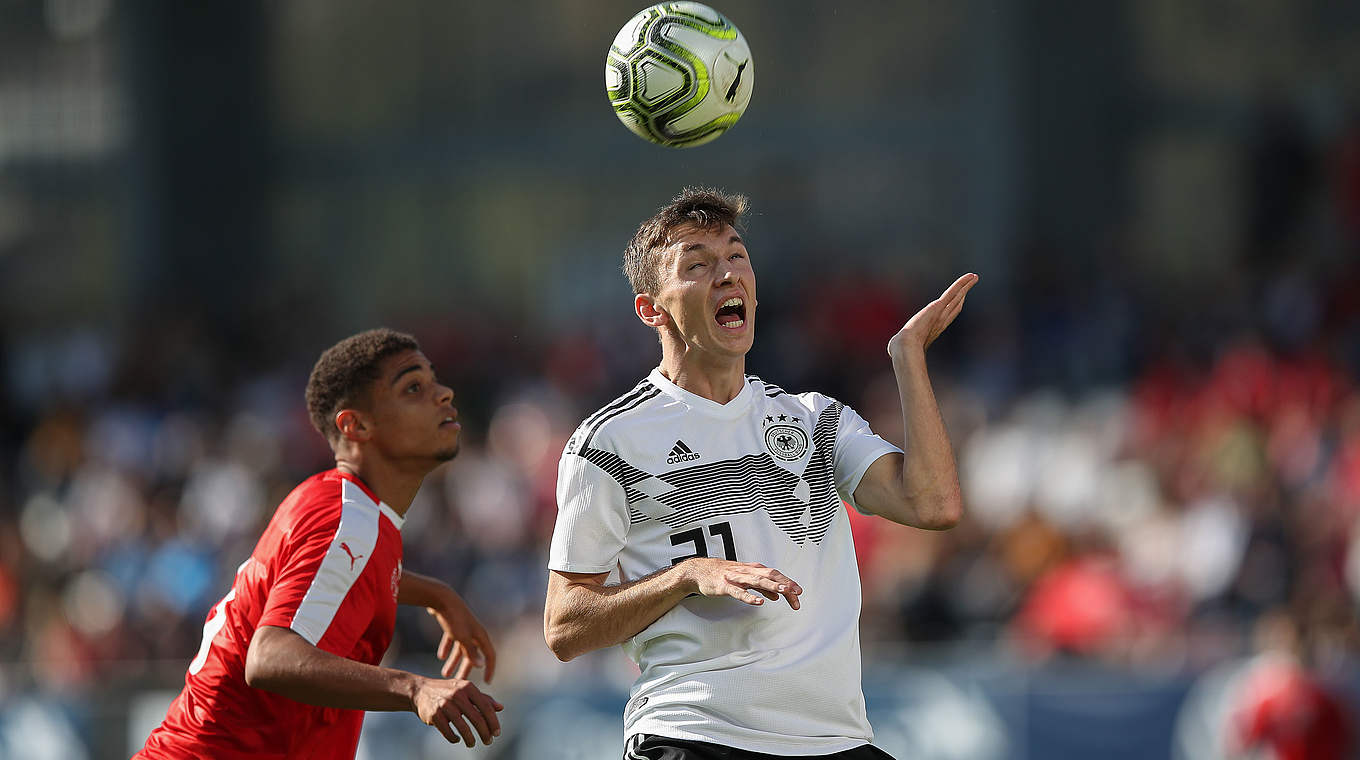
[666, 440, 700, 464]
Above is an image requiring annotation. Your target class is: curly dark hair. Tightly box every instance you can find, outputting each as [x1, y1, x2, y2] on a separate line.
[306, 328, 420, 445]
[623, 187, 749, 296]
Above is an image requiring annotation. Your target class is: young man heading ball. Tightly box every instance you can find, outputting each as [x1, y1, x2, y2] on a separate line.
[544, 189, 977, 759]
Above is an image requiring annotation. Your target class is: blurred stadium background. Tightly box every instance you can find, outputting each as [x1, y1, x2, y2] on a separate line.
[3, 0, 1360, 758]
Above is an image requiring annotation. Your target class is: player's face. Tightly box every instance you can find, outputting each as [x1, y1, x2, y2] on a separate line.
[651, 223, 756, 359]
[364, 350, 461, 465]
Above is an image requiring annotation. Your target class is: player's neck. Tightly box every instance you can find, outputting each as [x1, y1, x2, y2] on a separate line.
[334, 456, 424, 516]
[658, 351, 746, 404]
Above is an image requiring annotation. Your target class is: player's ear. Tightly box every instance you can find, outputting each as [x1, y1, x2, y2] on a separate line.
[334, 408, 372, 443]
[635, 293, 668, 328]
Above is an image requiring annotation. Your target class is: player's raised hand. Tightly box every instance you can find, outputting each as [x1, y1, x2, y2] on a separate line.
[412, 676, 503, 748]
[889, 273, 978, 356]
[682, 558, 803, 610]
[426, 592, 498, 683]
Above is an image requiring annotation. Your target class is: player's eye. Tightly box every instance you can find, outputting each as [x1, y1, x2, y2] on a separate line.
[730, 252, 745, 260]
[688, 261, 705, 271]
[407, 382, 421, 393]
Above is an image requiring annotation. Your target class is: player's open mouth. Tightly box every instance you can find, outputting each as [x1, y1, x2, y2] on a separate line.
[714, 296, 746, 329]
[440, 414, 461, 431]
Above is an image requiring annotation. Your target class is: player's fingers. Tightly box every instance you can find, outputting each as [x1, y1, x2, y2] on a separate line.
[436, 630, 453, 661]
[443, 709, 476, 748]
[454, 653, 474, 681]
[451, 641, 481, 680]
[764, 574, 803, 609]
[938, 293, 963, 319]
[924, 289, 972, 348]
[944, 278, 975, 313]
[454, 696, 494, 745]
[441, 642, 465, 678]
[750, 576, 801, 609]
[466, 640, 487, 668]
[932, 292, 967, 327]
[727, 583, 765, 605]
[746, 568, 801, 597]
[764, 570, 802, 595]
[947, 283, 970, 309]
[728, 570, 791, 605]
[934, 297, 966, 335]
[740, 573, 788, 596]
[942, 293, 968, 326]
[938, 273, 977, 302]
[744, 583, 795, 608]
[430, 714, 460, 745]
[478, 632, 498, 684]
[470, 690, 503, 738]
[923, 296, 963, 330]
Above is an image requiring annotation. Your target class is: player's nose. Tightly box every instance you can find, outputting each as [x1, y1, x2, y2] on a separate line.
[435, 383, 454, 405]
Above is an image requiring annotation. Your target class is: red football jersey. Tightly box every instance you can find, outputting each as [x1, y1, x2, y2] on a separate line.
[1231, 656, 1355, 760]
[136, 469, 405, 760]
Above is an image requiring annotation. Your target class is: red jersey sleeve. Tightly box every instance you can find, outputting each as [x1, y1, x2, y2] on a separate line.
[257, 481, 383, 656]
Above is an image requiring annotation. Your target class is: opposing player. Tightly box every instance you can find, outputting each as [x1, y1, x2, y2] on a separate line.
[136, 328, 503, 758]
[544, 189, 976, 759]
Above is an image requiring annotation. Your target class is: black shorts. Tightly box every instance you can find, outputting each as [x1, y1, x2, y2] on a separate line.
[625, 734, 897, 760]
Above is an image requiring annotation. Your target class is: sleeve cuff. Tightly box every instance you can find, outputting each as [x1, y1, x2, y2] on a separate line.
[547, 560, 617, 575]
[841, 448, 901, 515]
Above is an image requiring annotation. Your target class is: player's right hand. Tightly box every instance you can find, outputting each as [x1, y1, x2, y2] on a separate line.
[682, 558, 802, 610]
[412, 676, 504, 747]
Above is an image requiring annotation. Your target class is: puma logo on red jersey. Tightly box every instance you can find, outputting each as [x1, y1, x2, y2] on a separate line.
[340, 542, 364, 570]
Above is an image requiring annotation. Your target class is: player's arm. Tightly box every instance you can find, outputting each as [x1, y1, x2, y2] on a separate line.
[244, 625, 502, 747]
[543, 559, 802, 662]
[853, 273, 977, 530]
[398, 570, 497, 682]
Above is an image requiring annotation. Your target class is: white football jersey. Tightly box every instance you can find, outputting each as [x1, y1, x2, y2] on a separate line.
[549, 369, 902, 755]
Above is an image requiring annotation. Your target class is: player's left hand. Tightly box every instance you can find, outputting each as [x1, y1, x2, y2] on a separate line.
[889, 273, 978, 356]
[427, 593, 497, 683]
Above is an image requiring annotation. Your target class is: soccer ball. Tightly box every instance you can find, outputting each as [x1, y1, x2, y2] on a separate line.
[605, 2, 754, 148]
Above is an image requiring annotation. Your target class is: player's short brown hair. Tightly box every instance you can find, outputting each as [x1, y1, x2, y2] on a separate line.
[306, 328, 419, 444]
[623, 187, 749, 296]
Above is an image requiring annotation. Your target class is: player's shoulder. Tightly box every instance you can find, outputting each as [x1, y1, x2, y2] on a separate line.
[273, 469, 349, 529]
[563, 378, 666, 456]
[744, 373, 840, 414]
[287, 468, 346, 503]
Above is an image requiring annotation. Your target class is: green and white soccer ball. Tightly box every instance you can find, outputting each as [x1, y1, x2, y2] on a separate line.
[606, 2, 754, 148]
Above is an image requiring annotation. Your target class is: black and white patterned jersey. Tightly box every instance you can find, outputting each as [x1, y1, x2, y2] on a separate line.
[549, 368, 902, 755]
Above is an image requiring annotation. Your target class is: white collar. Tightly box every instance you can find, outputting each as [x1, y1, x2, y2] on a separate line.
[647, 368, 753, 420]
